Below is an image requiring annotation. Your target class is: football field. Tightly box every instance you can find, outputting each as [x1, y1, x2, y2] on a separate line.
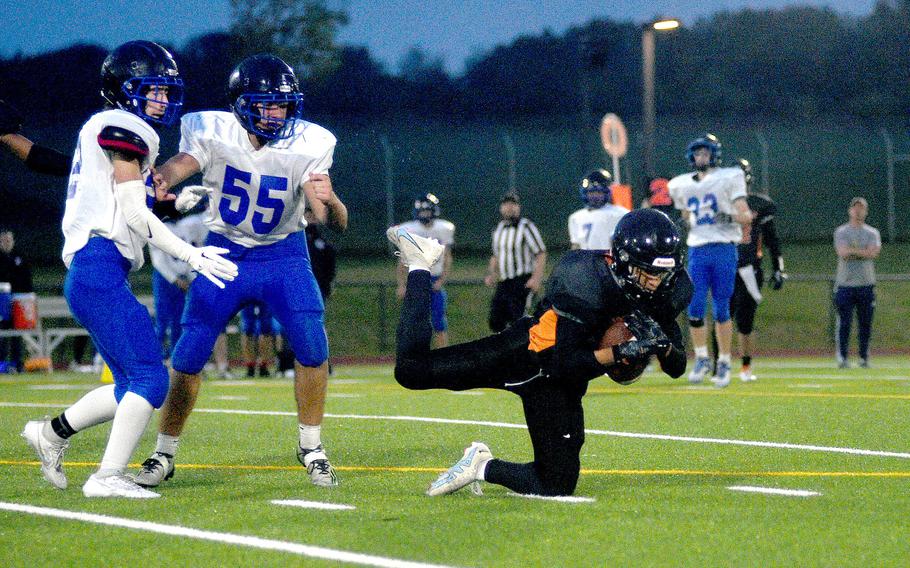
[2, 358, 910, 566]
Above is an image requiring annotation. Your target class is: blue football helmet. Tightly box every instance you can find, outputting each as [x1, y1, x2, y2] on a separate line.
[685, 134, 722, 170]
[579, 169, 612, 208]
[413, 193, 441, 225]
[100, 41, 184, 127]
[228, 54, 304, 141]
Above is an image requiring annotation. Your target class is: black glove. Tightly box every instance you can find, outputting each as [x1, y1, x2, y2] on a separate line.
[611, 336, 670, 366]
[624, 310, 666, 344]
[0, 99, 23, 136]
[770, 270, 786, 290]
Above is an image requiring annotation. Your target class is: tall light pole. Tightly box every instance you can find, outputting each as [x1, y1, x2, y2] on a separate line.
[641, 18, 679, 178]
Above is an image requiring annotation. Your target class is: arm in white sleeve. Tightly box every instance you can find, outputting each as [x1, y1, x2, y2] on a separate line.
[116, 180, 195, 263]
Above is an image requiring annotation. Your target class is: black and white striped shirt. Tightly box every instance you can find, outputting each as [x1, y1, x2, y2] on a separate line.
[491, 217, 546, 280]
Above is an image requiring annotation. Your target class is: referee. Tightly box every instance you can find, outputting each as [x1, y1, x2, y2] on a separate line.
[485, 193, 547, 332]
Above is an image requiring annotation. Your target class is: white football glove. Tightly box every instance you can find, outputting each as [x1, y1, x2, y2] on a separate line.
[186, 246, 238, 289]
[175, 185, 211, 213]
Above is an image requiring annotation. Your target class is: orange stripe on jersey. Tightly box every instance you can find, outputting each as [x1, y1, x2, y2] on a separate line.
[528, 308, 558, 352]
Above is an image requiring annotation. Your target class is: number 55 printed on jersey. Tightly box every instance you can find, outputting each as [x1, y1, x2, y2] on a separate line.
[686, 193, 718, 226]
[219, 164, 288, 234]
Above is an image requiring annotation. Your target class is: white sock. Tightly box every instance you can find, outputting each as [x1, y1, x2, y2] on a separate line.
[718, 354, 732, 364]
[408, 265, 430, 273]
[694, 346, 709, 359]
[476, 459, 489, 481]
[57, 384, 118, 432]
[298, 424, 322, 450]
[97, 392, 154, 475]
[155, 434, 180, 457]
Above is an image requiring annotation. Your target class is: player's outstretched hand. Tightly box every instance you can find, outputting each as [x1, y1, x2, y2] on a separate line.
[0, 99, 23, 136]
[175, 185, 210, 213]
[187, 246, 238, 289]
[771, 270, 787, 290]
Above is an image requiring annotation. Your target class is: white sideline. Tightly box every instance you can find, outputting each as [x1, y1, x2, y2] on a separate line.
[0, 502, 456, 568]
[4, 402, 910, 460]
[727, 486, 820, 497]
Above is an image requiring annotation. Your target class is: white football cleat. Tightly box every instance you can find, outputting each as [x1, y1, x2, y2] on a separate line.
[21, 420, 68, 489]
[386, 226, 444, 271]
[297, 444, 338, 487]
[427, 442, 493, 497]
[83, 473, 160, 498]
[712, 361, 732, 388]
[132, 452, 175, 488]
[688, 357, 712, 384]
[739, 368, 756, 382]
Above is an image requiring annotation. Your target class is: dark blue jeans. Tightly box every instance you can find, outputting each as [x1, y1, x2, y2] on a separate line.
[834, 285, 875, 361]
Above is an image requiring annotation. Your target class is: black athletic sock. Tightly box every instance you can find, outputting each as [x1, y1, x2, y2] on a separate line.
[396, 270, 433, 360]
[51, 414, 77, 440]
[742, 355, 752, 367]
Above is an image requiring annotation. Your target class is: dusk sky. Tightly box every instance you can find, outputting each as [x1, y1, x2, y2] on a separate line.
[0, 0, 879, 73]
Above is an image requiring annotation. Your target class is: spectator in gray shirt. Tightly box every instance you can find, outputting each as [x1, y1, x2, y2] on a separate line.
[833, 197, 881, 368]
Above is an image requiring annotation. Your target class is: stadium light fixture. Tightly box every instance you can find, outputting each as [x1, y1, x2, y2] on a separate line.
[642, 18, 680, 177]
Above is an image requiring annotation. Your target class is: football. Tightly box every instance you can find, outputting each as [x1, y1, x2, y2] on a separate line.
[598, 317, 634, 348]
[600, 317, 649, 385]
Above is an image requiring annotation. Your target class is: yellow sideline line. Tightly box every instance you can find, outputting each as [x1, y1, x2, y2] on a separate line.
[3, 460, 910, 478]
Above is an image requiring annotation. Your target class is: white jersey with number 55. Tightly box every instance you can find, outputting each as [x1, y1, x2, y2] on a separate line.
[179, 111, 335, 248]
[668, 167, 747, 247]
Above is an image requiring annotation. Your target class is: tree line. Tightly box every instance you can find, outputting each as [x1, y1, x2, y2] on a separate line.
[1, 1, 908, 124]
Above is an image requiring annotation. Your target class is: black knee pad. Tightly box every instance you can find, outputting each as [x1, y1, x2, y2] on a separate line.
[689, 318, 705, 328]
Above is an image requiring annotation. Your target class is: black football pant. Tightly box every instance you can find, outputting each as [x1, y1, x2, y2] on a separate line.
[488, 275, 533, 333]
[395, 270, 585, 496]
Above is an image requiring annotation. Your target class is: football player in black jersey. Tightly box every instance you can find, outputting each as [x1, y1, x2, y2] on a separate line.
[713, 158, 786, 382]
[387, 208, 693, 497]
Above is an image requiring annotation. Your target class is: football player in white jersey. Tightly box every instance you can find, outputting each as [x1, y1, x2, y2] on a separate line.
[668, 134, 752, 387]
[20, 41, 237, 498]
[568, 169, 630, 250]
[393, 193, 455, 347]
[134, 54, 348, 489]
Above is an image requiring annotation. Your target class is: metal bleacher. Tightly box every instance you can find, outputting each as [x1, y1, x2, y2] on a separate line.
[0, 295, 155, 372]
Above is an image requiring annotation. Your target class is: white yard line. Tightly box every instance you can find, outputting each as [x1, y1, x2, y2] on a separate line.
[727, 486, 820, 497]
[0, 502, 457, 568]
[506, 493, 595, 503]
[3, 402, 910, 460]
[271, 499, 355, 511]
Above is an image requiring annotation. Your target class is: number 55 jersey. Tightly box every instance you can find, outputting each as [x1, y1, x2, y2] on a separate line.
[668, 167, 746, 247]
[179, 111, 335, 247]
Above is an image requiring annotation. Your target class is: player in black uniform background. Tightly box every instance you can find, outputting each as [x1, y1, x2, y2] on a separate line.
[712, 158, 786, 383]
[387, 208, 693, 497]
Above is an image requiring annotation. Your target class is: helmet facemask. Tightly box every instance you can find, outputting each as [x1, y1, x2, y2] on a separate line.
[233, 91, 303, 141]
[121, 76, 185, 127]
[614, 251, 678, 302]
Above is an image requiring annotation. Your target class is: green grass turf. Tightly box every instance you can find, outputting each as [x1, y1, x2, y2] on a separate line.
[1, 359, 910, 566]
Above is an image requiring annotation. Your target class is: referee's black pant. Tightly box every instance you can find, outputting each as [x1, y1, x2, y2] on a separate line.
[488, 274, 534, 333]
[395, 270, 586, 496]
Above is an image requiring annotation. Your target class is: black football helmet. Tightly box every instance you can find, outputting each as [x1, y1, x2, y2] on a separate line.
[100, 41, 184, 127]
[736, 158, 753, 189]
[579, 169, 612, 208]
[228, 54, 304, 141]
[685, 133, 722, 170]
[611, 209, 683, 302]
[413, 193, 441, 225]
